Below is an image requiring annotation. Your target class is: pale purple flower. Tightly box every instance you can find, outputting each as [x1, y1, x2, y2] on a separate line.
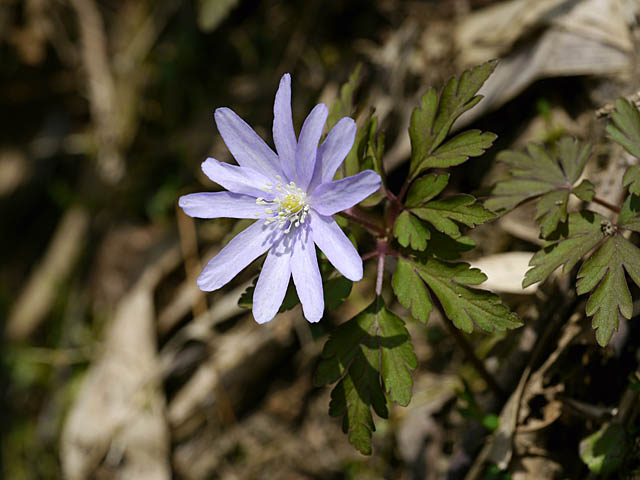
[179, 74, 381, 324]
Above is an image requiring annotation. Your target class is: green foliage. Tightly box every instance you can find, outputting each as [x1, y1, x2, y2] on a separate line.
[393, 211, 430, 251]
[579, 423, 628, 475]
[522, 197, 640, 345]
[486, 137, 592, 238]
[392, 258, 433, 322]
[392, 256, 521, 332]
[623, 165, 640, 196]
[576, 235, 640, 346]
[410, 194, 496, 240]
[409, 59, 498, 179]
[523, 211, 606, 288]
[411, 258, 521, 332]
[405, 173, 450, 208]
[314, 300, 417, 455]
[606, 98, 640, 157]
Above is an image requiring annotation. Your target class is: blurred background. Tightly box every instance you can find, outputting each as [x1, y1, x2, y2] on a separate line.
[1, 0, 639, 478]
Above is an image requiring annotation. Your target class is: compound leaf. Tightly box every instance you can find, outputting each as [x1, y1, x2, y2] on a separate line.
[405, 173, 450, 208]
[411, 194, 496, 239]
[606, 98, 640, 158]
[392, 258, 433, 323]
[314, 300, 417, 454]
[523, 211, 606, 288]
[393, 210, 431, 251]
[486, 137, 592, 238]
[618, 193, 640, 233]
[576, 235, 640, 346]
[409, 60, 498, 179]
[623, 164, 640, 196]
[411, 258, 522, 332]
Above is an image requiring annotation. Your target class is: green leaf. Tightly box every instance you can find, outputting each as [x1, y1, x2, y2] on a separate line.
[486, 137, 592, 238]
[422, 228, 476, 260]
[523, 211, 606, 288]
[327, 64, 362, 131]
[405, 173, 450, 208]
[619, 193, 640, 232]
[409, 59, 498, 178]
[324, 276, 353, 311]
[314, 300, 417, 455]
[393, 211, 431, 251]
[392, 258, 433, 322]
[579, 423, 628, 475]
[606, 98, 640, 158]
[576, 235, 640, 346]
[623, 164, 640, 195]
[573, 179, 595, 202]
[411, 258, 522, 332]
[411, 194, 496, 239]
[414, 130, 497, 176]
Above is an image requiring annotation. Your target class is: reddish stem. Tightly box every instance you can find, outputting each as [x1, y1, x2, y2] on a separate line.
[592, 196, 621, 214]
[339, 206, 387, 236]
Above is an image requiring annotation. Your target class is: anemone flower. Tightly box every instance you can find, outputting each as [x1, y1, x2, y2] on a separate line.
[179, 74, 381, 323]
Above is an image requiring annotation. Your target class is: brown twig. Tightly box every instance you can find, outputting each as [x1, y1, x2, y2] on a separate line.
[591, 195, 621, 214]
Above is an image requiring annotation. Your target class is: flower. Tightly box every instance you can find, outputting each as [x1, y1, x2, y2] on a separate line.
[179, 74, 381, 324]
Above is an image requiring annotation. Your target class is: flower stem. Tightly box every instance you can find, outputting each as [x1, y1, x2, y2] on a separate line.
[440, 312, 506, 400]
[591, 196, 621, 214]
[376, 253, 384, 296]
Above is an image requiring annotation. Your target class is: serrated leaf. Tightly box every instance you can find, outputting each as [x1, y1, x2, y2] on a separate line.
[405, 173, 450, 208]
[423, 228, 476, 260]
[535, 190, 569, 238]
[392, 258, 433, 322]
[573, 179, 595, 201]
[619, 193, 640, 232]
[623, 164, 640, 195]
[579, 423, 627, 474]
[413, 130, 497, 177]
[523, 211, 606, 288]
[606, 98, 640, 158]
[411, 194, 496, 239]
[576, 235, 640, 346]
[486, 137, 592, 237]
[314, 300, 417, 454]
[327, 64, 362, 131]
[411, 258, 522, 332]
[409, 60, 498, 178]
[393, 211, 431, 251]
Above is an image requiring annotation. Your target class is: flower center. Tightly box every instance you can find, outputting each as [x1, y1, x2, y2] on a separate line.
[256, 176, 310, 233]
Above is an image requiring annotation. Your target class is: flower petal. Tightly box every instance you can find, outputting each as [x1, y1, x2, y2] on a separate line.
[214, 107, 282, 180]
[179, 192, 265, 219]
[310, 212, 363, 281]
[197, 221, 277, 292]
[308, 117, 356, 191]
[201, 158, 274, 198]
[253, 247, 292, 324]
[273, 73, 298, 183]
[291, 228, 324, 322]
[309, 170, 381, 216]
[295, 103, 328, 189]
